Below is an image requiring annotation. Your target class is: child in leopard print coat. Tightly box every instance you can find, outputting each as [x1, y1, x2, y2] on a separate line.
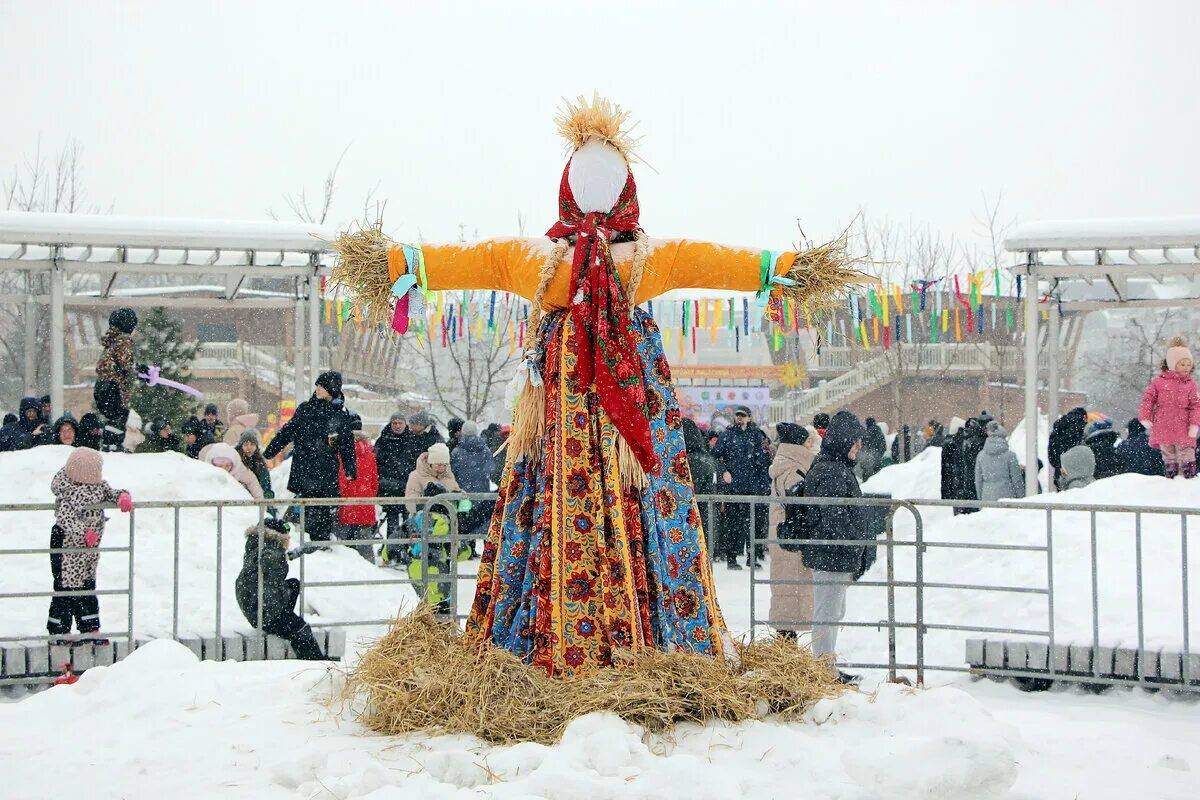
[48, 448, 133, 638]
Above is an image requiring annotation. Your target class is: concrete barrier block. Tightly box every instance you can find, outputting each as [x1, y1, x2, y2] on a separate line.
[242, 634, 265, 661]
[1051, 644, 1070, 673]
[25, 644, 49, 676]
[1158, 651, 1182, 682]
[326, 630, 347, 661]
[48, 644, 72, 674]
[178, 636, 203, 660]
[1186, 654, 1200, 684]
[1, 644, 26, 677]
[201, 636, 222, 662]
[1113, 647, 1138, 677]
[1025, 642, 1049, 671]
[221, 635, 244, 662]
[964, 639, 985, 666]
[113, 639, 132, 662]
[1068, 644, 1092, 674]
[265, 635, 288, 660]
[92, 641, 115, 667]
[1006, 642, 1029, 671]
[984, 640, 1006, 668]
[1093, 646, 1115, 676]
[71, 645, 95, 671]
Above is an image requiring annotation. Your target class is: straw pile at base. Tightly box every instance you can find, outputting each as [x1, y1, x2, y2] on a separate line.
[345, 607, 846, 745]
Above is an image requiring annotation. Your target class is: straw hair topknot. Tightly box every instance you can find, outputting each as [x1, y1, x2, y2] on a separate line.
[555, 93, 641, 163]
[344, 606, 846, 746]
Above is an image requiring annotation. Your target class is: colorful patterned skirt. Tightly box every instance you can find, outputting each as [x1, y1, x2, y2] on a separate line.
[464, 308, 726, 677]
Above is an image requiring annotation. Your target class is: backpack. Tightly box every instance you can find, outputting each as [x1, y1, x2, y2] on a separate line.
[777, 471, 809, 553]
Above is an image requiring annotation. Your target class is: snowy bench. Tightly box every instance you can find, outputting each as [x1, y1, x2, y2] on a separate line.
[1, 630, 345, 688]
[965, 639, 1200, 688]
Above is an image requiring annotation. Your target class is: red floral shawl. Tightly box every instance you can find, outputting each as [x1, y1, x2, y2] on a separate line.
[545, 163, 659, 474]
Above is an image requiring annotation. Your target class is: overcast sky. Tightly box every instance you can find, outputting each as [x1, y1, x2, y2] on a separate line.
[3, 1, 1197, 258]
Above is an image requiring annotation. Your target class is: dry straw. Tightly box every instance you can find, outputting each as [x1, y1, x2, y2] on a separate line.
[330, 223, 393, 325]
[345, 607, 846, 746]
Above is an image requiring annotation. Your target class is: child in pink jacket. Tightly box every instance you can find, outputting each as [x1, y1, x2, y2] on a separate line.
[1139, 336, 1200, 479]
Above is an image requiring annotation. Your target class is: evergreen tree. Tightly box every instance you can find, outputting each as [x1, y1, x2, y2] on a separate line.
[130, 307, 201, 428]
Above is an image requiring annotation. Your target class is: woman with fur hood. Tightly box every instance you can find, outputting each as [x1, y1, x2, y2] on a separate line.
[234, 518, 326, 660]
[768, 422, 816, 639]
[47, 448, 133, 639]
[222, 398, 260, 447]
[1139, 336, 1200, 479]
[405, 443, 459, 515]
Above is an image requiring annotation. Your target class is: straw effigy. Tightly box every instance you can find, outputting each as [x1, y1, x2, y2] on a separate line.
[345, 607, 846, 746]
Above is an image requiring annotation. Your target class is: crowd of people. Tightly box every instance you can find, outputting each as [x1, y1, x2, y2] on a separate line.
[7, 309, 1197, 670]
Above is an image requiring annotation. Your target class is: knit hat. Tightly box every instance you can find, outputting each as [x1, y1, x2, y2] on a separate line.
[408, 409, 434, 427]
[204, 403, 219, 417]
[427, 442, 451, 465]
[3, 413, 16, 426]
[315, 370, 343, 397]
[461, 421, 479, 438]
[64, 447, 104, 484]
[80, 412, 102, 432]
[109, 308, 138, 335]
[238, 429, 261, 448]
[182, 416, 203, 436]
[776, 421, 808, 445]
[1085, 418, 1114, 438]
[389, 412, 406, 424]
[1166, 336, 1193, 372]
[226, 398, 249, 420]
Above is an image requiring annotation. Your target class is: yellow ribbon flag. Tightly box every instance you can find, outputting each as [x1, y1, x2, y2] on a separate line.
[892, 283, 904, 315]
[475, 317, 483, 339]
[881, 285, 890, 326]
[508, 319, 515, 354]
[873, 317, 880, 343]
[664, 326, 671, 349]
[954, 307, 961, 341]
[859, 320, 870, 349]
[941, 308, 949, 333]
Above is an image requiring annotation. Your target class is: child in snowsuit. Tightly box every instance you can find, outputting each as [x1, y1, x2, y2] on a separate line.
[403, 483, 468, 615]
[47, 448, 133, 639]
[1139, 336, 1200, 479]
[93, 307, 140, 451]
[234, 517, 327, 660]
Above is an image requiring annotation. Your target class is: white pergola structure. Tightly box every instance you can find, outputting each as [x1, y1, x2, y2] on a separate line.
[1006, 217, 1200, 495]
[0, 211, 336, 419]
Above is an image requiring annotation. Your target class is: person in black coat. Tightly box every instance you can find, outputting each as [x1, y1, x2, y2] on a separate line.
[0, 396, 45, 452]
[76, 413, 104, 451]
[859, 417, 887, 480]
[234, 518, 326, 660]
[940, 419, 968, 512]
[798, 410, 868, 676]
[682, 417, 720, 556]
[711, 406, 771, 569]
[446, 417, 465, 454]
[263, 371, 357, 542]
[374, 412, 413, 551]
[138, 417, 181, 454]
[1048, 407, 1088, 490]
[1084, 418, 1122, 480]
[399, 410, 445, 479]
[1116, 419, 1164, 476]
[181, 416, 215, 459]
[958, 417, 988, 513]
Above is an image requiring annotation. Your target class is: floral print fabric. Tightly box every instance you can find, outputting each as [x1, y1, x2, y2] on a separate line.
[464, 308, 725, 677]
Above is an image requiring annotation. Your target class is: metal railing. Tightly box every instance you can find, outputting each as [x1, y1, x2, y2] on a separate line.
[1, 493, 1195, 692]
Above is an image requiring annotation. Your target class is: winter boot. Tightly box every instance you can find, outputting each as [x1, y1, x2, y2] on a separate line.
[1165, 463, 1180, 480]
[1183, 462, 1198, 480]
[288, 624, 326, 661]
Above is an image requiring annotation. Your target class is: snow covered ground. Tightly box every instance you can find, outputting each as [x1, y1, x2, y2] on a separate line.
[0, 637, 1197, 799]
[2, 432, 1200, 798]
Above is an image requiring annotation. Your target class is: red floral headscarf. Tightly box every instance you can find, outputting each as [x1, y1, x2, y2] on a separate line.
[545, 162, 658, 474]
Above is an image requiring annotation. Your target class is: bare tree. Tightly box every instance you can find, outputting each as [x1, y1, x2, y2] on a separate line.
[0, 139, 99, 408]
[1081, 309, 1190, 422]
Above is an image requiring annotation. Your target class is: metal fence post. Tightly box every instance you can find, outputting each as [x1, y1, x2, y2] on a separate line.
[1046, 508, 1056, 677]
[127, 507, 136, 647]
[1135, 511, 1145, 682]
[172, 507, 181, 639]
[1183, 514, 1191, 686]
[748, 497, 757, 641]
[885, 507, 897, 683]
[913, 505, 925, 686]
[215, 505, 223, 643]
[1090, 510, 1100, 678]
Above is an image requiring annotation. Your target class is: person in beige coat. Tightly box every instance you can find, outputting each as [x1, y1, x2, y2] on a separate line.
[768, 422, 817, 639]
[222, 398, 261, 446]
[405, 443, 460, 514]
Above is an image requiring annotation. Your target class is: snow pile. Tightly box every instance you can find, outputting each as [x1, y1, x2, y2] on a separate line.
[0, 639, 1022, 799]
[0, 448, 416, 641]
